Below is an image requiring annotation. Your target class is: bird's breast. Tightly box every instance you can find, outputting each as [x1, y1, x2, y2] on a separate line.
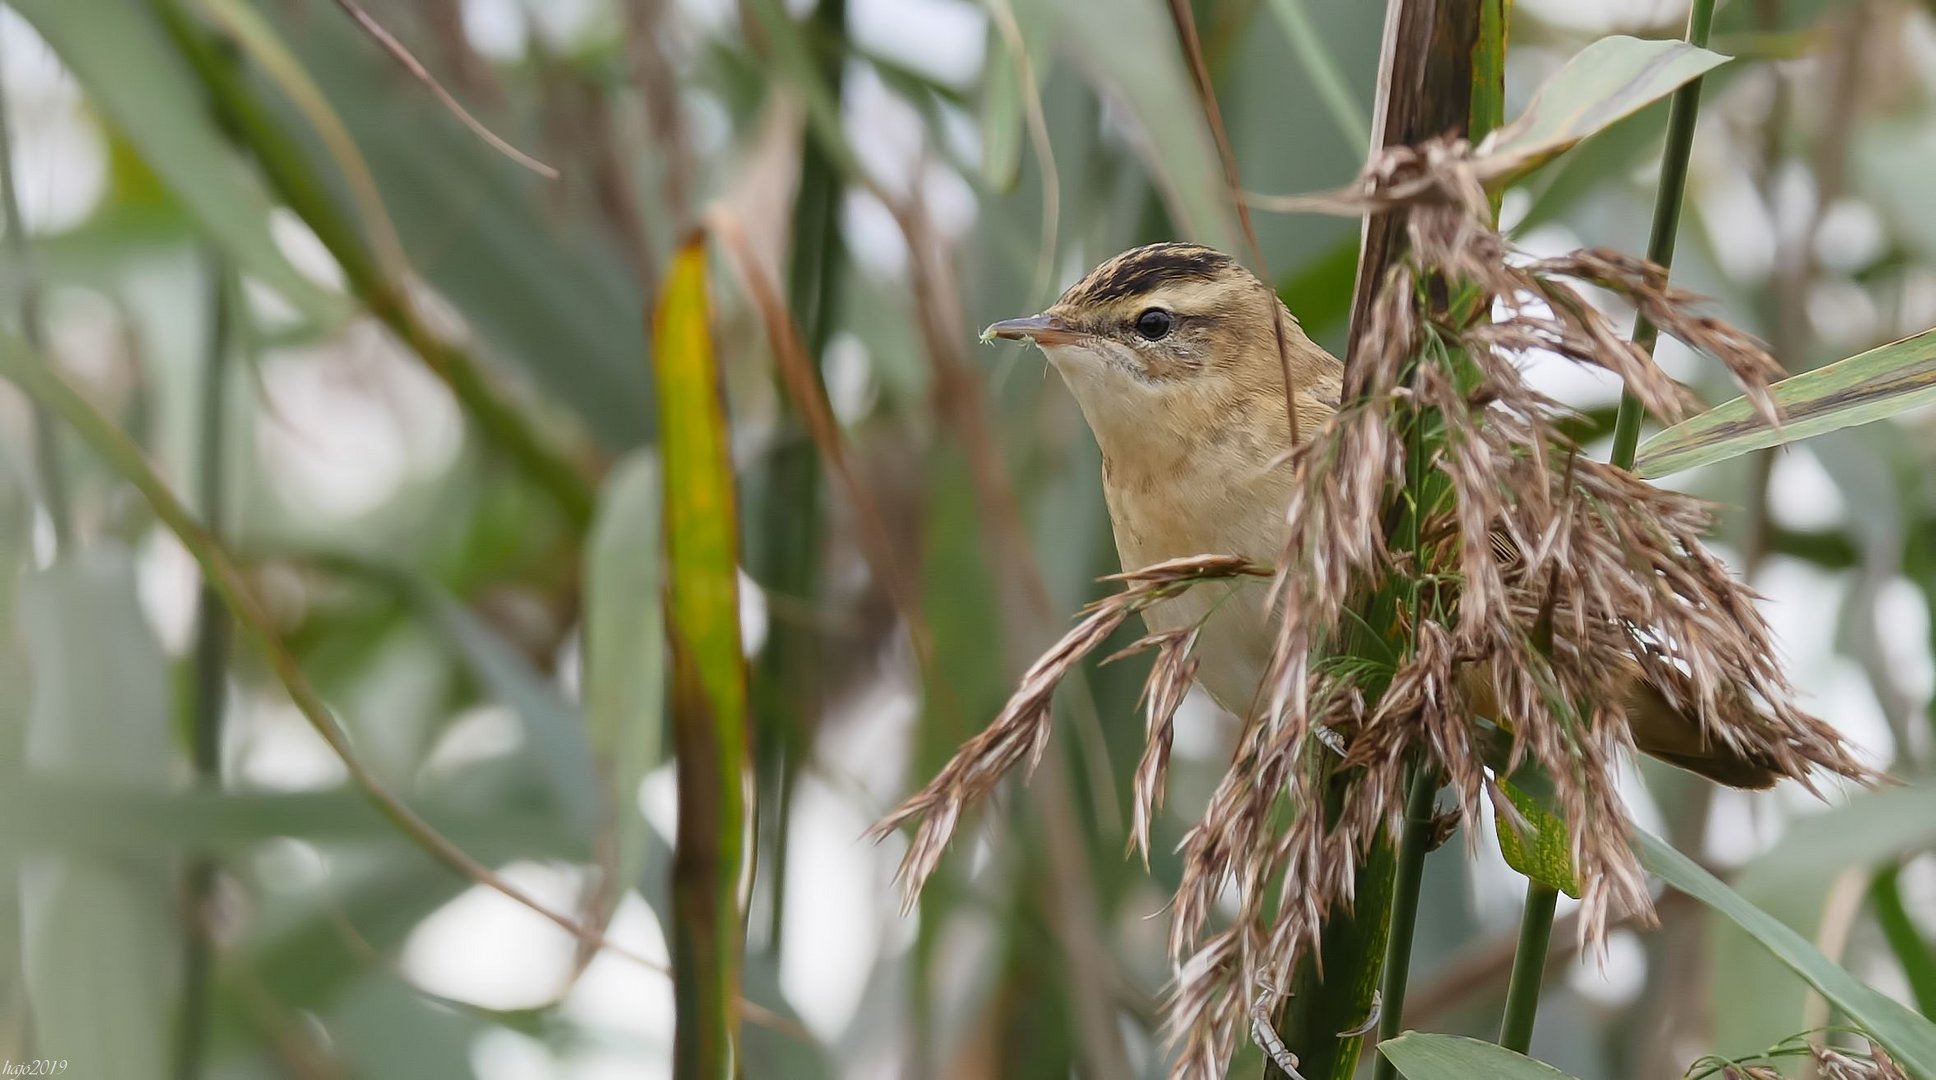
[1101, 443, 1292, 718]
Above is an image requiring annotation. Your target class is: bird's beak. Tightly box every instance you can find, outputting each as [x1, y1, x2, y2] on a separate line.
[981, 313, 1084, 347]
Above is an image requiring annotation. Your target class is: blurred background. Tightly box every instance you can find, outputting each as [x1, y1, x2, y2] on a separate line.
[3, 0, 1936, 1077]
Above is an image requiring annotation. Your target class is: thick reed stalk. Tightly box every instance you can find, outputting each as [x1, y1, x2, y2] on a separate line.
[1367, 7, 1504, 1075]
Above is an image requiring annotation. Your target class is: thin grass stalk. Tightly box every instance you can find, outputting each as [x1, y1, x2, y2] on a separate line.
[155, 0, 595, 532]
[0, 34, 73, 552]
[1473, 0, 1583, 1049]
[750, 0, 847, 955]
[1498, 884, 1559, 1052]
[1165, 0, 1303, 447]
[1500, 878, 1560, 1047]
[173, 254, 234, 1080]
[1607, 0, 1718, 471]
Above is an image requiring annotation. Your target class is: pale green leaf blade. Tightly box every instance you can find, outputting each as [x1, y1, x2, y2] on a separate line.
[14, 549, 175, 1080]
[1635, 328, 1936, 478]
[1379, 1033, 1582, 1079]
[1477, 36, 1730, 184]
[1637, 828, 1936, 1075]
[584, 449, 667, 903]
[657, 238, 747, 1077]
[10, 0, 344, 325]
[1711, 780, 1936, 1056]
[1055, 0, 1243, 252]
[0, 777, 583, 861]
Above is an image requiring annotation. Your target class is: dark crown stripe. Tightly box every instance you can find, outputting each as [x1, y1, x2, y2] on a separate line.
[1069, 243, 1236, 305]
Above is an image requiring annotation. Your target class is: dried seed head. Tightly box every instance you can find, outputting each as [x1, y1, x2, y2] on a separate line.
[1115, 627, 1203, 865]
[869, 556, 1268, 907]
[1810, 1042, 1909, 1080]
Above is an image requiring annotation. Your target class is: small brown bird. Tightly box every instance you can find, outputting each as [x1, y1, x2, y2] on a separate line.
[985, 241, 1780, 788]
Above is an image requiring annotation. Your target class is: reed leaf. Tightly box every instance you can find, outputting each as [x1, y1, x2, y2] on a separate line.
[1379, 1033, 1582, 1079]
[1637, 829, 1936, 1076]
[1636, 327, 1936, 478]
[584, 451, 668, 923]
[1476, 36, 1730, 185]
[655, 238, 748, 1079]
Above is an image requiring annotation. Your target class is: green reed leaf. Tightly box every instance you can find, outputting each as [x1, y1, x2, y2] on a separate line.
[1636, 327, 1936, 477]
[656, 238, 747, 1080]
[1477, 36, 1730, 185]
[1380, 1033, 1583, 1079]
[1638, 828, 1936, 1076]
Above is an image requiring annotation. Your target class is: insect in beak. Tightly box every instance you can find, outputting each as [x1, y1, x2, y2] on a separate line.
[981, 313, 1085, 347]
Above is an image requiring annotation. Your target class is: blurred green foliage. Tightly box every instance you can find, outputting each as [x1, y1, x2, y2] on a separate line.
[3, 1, 1936, 1078]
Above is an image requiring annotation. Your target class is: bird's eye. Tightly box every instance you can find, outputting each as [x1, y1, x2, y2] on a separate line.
[1134, 308, 1174, 340]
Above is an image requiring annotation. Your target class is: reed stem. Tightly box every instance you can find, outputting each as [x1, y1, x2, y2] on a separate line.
[1498, 884, 1559, 1053]
[173, 255, 234, 1080]
[1370, 768, 1439, 1080]
[1608, 0, 1718, 472]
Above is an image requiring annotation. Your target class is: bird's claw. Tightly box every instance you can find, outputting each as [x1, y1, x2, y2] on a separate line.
[1251, 981, 1306, 1079]
[1337, 990, 1382, 1037]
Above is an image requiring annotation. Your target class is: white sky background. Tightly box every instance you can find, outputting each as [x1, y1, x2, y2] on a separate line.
[4, 0, 1935, 1075]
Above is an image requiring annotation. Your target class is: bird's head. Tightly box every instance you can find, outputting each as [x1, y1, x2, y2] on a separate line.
[982, 242, 1339, 437]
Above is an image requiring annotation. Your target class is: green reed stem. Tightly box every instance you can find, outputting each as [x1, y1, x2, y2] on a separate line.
[174, 255, 233, 1080]
[1492, 0, 1715, 1057]
[1608, 0, 1717, 471]
[1371, 768, 1439, 1080]
[751, 0, 847, 957]
[1367, 12, 1507, 1073]
[1499, 884, 1559, 1052]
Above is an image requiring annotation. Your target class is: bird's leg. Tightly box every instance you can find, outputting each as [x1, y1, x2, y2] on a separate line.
[1251, 981, 1307, 1079]
[1313, 724, 1347, 757]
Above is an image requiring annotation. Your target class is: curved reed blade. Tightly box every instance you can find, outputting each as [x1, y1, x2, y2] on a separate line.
[1636, 328, 1936, 478]
[655, 237, 750, 1079]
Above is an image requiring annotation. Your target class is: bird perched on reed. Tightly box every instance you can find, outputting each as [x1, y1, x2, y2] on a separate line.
[984, 241, 1781, 788]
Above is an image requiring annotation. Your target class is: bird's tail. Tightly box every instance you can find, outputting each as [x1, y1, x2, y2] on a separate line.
[1624, 680, 1782, 790]
[1460, 662, 1783, 789]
